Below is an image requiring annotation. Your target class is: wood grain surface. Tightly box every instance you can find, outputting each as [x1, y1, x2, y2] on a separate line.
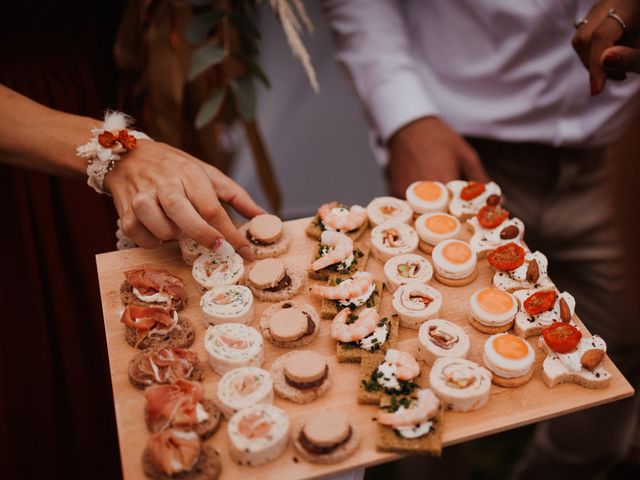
[96, 217, 634, 480]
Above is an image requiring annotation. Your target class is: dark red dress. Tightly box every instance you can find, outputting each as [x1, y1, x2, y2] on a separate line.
[1, 3, 125, 479]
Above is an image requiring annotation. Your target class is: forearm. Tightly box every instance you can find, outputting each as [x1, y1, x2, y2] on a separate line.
[0, 84, 98, 178]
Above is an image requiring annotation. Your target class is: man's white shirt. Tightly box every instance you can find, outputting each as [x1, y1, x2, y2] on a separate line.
[323, 0, 640, 146]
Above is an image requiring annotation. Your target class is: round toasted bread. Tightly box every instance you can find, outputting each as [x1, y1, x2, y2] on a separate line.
[125, 317, 195, 350]
[120, 281, 185, 311]
[259, 301, 320, 348]
[127, 352, 203, 390]
[145, 399, 221, 439]
[142, 445, 221, 480]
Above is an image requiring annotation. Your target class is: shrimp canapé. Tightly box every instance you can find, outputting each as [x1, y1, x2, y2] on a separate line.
[310, 271, 374, 300]
[377, 389, 440, 428]
[319, 203, 367, 233]
[309, 230, 354, 272]
[330, 307, 379, 342]
[383, 349, 420, 380]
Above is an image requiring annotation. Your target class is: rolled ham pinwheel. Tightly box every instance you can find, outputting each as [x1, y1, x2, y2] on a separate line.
[429, 358, 492, 412]
[392, 283, 443, 329]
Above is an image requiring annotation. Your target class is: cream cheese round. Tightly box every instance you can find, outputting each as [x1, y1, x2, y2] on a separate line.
[429, 358, 492, 412]
[216, 367, 274, 419]
[133, 287, 171, 303]
[415, 212, 461, 247]
[192, 251, 244, 289]
[483, 333, 534, 379]
[384, 254, 433, 293]
[418, 319, 470, 365]
[228, 404, 290, 467]
[447, 180, 501, 218]
[201, 285, 254, 326]
[204, 323, 264, 375]
[432, 239, 477, 280]
[367, 196, 413, 226]
[406, 181, 449, 214]
[370, 221, 419, 262]
[392, 283, 443, 329]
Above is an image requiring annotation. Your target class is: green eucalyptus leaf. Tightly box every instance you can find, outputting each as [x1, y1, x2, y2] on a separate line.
[186, 10, 224, 44]
[230, 75, 256, 121]
[235, 53, 271, 89]
[187, 42, 225, 81]
[195, 89, 226, 129]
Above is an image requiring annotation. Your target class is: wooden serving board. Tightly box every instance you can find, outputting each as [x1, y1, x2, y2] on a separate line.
[96, 218, 634, 480]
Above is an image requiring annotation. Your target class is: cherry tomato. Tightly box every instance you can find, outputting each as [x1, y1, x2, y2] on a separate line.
[486, 242, 526, 271]
[542, 322, 582, 353]
[524, 290, 557, 315]
[460, 181, 486, 201]
[477, 205, 509, 229]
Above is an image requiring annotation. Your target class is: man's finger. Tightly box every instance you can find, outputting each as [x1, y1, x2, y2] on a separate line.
[602, 45, 640, 74]
[589, 16, 626, 95]
[459, 145, 490, 183]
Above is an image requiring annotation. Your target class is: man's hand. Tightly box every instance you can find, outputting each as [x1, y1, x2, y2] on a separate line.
[572, 0, 640, 95]
[104, 140, 264, 258]
[387, 116, 489, 197]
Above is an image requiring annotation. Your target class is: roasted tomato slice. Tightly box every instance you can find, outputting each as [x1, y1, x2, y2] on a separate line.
[477, 205, 509, 229]
[542, 322, 582, 353]
[460, 181, 486, 201]
[486, 242, 526, 271]
[524, 290, 558, 315]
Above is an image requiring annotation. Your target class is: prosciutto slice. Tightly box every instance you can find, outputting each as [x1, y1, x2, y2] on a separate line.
[145, 380, 204, 432]
[131, 348, 198, 386]
[146, 429, 200, 475]
[121, 305, 175, 345]
[125, 266, 187, 303]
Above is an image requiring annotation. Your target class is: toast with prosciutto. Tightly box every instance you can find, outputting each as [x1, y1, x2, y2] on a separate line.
[121, 266, 187, 311]
[142, 429, 221, 480]
[121, 305, 195, 350]
[144, 380, 222, 439]
[128, 348, 203, 389]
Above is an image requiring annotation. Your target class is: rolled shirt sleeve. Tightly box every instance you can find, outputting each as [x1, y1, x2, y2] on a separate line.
[323, 0, 437, 143]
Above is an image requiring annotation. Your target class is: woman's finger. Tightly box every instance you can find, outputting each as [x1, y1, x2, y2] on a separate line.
[181, 171, 255, 260]
[157, 187, 223, 249]
[120, 210, 163, 248]
[130, 190, 180, 241]
[207, 169, 265, 219]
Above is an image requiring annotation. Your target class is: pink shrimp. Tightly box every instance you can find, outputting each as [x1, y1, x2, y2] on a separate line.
[310, 271, 374, 300]
[384, 349, 420, 380]
[330, 307, 379, 342]
[318, 203, 367, 232]
[377, 389, 440, 428]
[309, 230, 354, 272]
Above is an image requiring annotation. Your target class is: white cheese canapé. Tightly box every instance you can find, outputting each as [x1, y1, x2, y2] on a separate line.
[418, 319, 470, 365]
[204, 323, 264, 375]
[228, 404, 290, 467]
[383, 253, 433, 293]
[493, 251, 554, 292]
[513, 289, 576, 338]
[192, 251, 244, 289]
[366, 196, 413, 226]
[392, 283, 443, 329]
[201, 285, 254, 326]
[429, 358, 492, 412]
[468, 217, 527, 255]
[216, 367, 274, 419]
[370, 221, 419, 262]
[446, 180, 501, 218]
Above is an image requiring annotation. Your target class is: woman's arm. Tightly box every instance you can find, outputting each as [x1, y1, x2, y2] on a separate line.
[0, 84, 263, 257]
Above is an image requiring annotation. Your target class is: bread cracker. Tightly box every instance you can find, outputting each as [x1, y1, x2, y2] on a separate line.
[247, 265, 305, 302]
[142, 444, 221, 480]
[120, 281, 185, 311]
[127, 351, 203, 389]
[271, 351, 331, 404]
[417, 240, 435, 255]
[358, 353, 424, 405]
[145, 399, 221, 439]
[291, 417, 361, 464]
[305, 201, 369, 241]
[238, 223, 291, 259]
[336, 314, 399, 363]
[490, 368, 534, 388]
[434, 267, 479, 287]
[308, 242, 370, 282]
[320, 279, 384, 320]
[375, 402, 443, 456]
[468, 315, 513, 335]
[125, 317, 195, 350]
[260, 301, 320, 348]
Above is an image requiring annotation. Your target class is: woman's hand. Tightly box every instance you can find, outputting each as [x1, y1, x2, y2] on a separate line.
[572, 0, 640, 95]
[388, 116, 489, 197]
[104, 140, 264, 259]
